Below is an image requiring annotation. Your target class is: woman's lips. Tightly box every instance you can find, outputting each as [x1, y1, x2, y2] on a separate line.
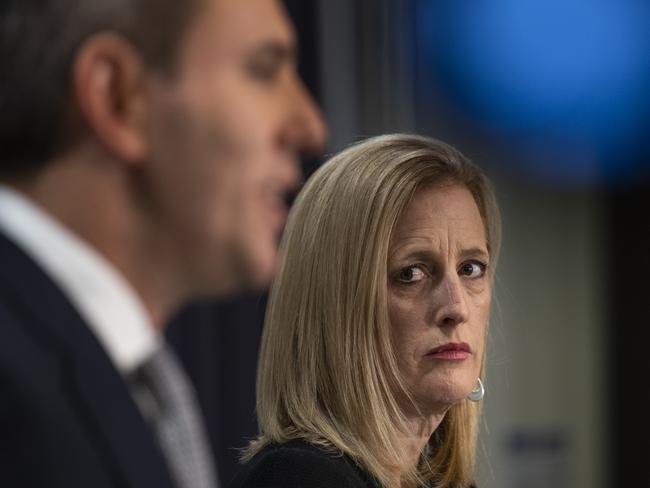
[426, 342, 471, 360]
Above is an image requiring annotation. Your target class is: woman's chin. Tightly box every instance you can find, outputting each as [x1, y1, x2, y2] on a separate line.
[416, 385, 474, 412]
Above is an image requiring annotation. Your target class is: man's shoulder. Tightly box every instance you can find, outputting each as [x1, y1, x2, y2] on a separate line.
[0, 229, 99, 360]
[230, 439, 374, 488]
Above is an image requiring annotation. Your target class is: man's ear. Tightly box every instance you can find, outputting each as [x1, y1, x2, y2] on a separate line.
[73, 33, 153, 163]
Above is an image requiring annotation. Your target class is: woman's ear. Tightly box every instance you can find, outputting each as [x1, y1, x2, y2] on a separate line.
[72, 33, 152, 164]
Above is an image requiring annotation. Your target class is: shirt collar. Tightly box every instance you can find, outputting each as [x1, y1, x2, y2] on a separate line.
[0, 184, 159, 374]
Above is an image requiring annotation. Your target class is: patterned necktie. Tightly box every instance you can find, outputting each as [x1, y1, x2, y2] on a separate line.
[129, 344, 219, 488]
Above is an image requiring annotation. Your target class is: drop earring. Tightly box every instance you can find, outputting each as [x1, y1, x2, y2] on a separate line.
[468, 378, 485, 402]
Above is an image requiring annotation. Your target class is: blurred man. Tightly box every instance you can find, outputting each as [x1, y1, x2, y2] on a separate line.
[0, 0, 325, 487]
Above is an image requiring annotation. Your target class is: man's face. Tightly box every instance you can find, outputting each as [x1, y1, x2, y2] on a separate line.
[144, 0, 326, 297]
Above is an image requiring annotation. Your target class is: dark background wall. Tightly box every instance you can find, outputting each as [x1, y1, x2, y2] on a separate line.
[607, 184, 650, 487]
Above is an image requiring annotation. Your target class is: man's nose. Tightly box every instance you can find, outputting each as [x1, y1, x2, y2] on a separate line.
[282, 77, 328, 156]
[432, 274, 469, 328]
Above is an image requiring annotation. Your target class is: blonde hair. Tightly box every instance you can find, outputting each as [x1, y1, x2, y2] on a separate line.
[244, 134, 501, 488]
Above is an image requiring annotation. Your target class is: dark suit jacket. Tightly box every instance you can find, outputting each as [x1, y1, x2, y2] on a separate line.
[0, 232, 176, 487]
[229, 439, 377, 488]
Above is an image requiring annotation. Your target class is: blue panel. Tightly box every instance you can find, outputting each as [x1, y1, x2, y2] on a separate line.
[416, 0, 650, 183]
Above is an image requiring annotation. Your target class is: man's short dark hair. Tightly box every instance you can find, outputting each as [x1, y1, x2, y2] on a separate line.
[0, 0, 200, 177]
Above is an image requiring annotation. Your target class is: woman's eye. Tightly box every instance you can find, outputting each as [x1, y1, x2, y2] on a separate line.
[397, 266, 426, 284]
[459, 261, 487, 279]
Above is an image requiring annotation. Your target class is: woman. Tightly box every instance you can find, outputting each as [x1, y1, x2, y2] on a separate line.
[232, 134, 501, 488]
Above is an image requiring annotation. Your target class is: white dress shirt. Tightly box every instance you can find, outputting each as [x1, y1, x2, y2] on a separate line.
[0, 184, 158, 374]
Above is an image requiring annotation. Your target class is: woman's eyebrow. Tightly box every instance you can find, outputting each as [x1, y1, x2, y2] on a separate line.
[459, 246, 490, 260]
[388, 247, 436, 262]
[389, 245, 489, 262]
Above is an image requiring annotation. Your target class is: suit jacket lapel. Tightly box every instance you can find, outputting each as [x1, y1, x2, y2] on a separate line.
[0, 233, 176, 488]
[71, 347, 176, 488]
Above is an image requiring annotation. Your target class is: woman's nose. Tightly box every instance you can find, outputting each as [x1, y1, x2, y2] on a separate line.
[433, 274, 469, 328]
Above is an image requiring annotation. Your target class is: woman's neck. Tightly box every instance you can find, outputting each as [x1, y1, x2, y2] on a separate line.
[390, 404, 449, 488]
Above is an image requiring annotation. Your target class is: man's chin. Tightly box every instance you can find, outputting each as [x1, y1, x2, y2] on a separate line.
[240, 244, 278, 290]
[199, 240, 277, 298]
[248, 257, 276, 290]
[187, 253, 273, 300]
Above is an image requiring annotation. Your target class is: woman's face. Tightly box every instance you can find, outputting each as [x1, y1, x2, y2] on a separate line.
[388, 183, 491, 414]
